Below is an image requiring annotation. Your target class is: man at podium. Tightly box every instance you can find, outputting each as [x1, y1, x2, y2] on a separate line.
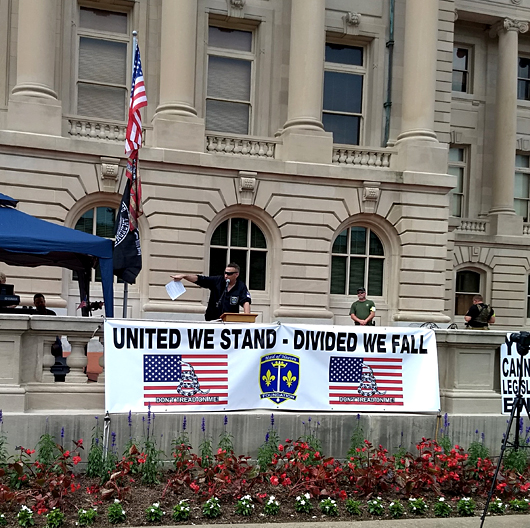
[171, 262, 251, 321]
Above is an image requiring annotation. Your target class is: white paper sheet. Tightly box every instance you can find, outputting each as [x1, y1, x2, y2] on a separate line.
[165, 280, 186, 300]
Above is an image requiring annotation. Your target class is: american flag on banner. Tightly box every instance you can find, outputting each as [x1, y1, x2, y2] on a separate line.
[144, 354, 228, 406]
[329, 356, 403, 406]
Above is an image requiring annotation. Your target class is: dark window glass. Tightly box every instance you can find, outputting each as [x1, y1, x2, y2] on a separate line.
[249, 251, 266, 290]
[211, 220, 228, 246]
[350, 227, 367, 255]
[210, 218, 266, 291]
[209, 248, 227, 276]
[456, 270, 480, 292]
[322, 114, 361, 146]
[95, 207, 115, 238]
[325, 43, 363, 66]
[330, 256, 347, 294]
[323, 71, 363, 114]
[330, 227, 384, 296]
[75, 210, 94, 234]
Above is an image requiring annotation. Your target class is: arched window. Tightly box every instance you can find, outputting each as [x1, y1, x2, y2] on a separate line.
[74, 206, 116, 282]
[455, 269, 481, 315]
[330, 226, 384, 296]
[209, 218, 267, 290]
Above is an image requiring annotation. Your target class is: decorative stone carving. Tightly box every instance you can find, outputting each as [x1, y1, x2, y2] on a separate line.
[450, 131, 463, 144]
[517, 138, 530, 151]
[99, 157, 121, 193]
[490, 18, 529, 38]
[238, 171, 257, 205]
[344, 12, 361, 27]
[361, 181, 380, 214]
[454, 9, 458, 22]
[342, 11, 361, 35]
[227, 0, 245, 18]
[512, 0, 522, 5]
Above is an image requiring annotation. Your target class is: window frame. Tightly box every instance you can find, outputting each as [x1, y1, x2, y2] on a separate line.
[323, 39, 367, 146]
[515, 153, 530, 222]
[448, 145, 468, 218]
[209, 217, 268, 292]
[75, 5, 131, 121]
[454, 268, 484, 316]
[518, 55, 530, 102]
[452, 45, 472, 94]
[204, 21, 257, 135]
[330, 226, 384, 297]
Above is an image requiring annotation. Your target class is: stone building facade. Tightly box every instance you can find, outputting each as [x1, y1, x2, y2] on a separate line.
[1, 0, 529, 330]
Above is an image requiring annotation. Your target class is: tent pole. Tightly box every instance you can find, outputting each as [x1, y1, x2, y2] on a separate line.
[122, 283, 128, 318]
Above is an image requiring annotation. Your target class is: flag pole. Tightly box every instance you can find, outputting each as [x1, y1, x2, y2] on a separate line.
[122, 30, 138, 319]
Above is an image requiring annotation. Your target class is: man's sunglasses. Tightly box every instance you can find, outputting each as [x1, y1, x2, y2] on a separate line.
[224, 271, 236, 276]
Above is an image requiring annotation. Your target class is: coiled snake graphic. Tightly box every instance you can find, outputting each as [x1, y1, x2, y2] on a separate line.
[176, 361, 210, 397]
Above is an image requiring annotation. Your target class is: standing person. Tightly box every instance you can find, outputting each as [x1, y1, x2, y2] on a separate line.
[465, 294, 495, 329]
[0, 272, 6, 284]
[33, 293, 56, 315]
[350, 287, 376, 326]
[171, 262, 251, 321]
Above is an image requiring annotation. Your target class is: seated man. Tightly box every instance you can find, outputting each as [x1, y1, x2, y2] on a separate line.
[33, 293, 56, 315]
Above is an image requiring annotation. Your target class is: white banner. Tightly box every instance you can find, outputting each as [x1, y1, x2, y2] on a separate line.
[104, 320, 440, 413]
[501, 333, 530, 414]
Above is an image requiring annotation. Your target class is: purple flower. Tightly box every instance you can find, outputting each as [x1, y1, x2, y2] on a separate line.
[308, 416, 311, 422]
[0, 409, 3, 424]
[520, 417, 524, 434]
[95, 437, 99, 445]
[111, 431, 116, 448]
[265, 432, 269, 443]
[444, 413, 449, 429]
[202, 417, 206, 433]
[224, 415, 228, 427]
[61, 427, 64, 438]
[475, 429, 479, 435]
[481, 432, 485, 442]
[270, 413, 274, 428]
[357, 414, 361, 421]
[182, 416, 187, 431]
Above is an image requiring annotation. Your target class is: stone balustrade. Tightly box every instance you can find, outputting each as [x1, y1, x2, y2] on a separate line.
[332, 146, 394, 167]
[205, 134, 278, 158]
[456, 219, 489, 233]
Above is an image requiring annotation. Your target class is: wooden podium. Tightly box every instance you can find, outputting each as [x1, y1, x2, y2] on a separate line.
[220, 312, 258, 323]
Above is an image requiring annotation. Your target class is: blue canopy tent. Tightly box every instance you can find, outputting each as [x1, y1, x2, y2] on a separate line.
[0, 193, 114, 317]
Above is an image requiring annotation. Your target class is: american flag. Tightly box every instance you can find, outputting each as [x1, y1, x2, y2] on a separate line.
[329, 356, 403, 406]
[125, 41, 147, 156]
[144, 354, 228, 407]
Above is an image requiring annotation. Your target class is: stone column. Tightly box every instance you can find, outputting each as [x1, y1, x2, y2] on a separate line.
[7, 0, 62, 135]
[152, 0, 205, 151]
[393, 0, 447, 174]
[392, 0, 451, 325]
[489, 18, 528, 235]
[277, 0, 333, 163]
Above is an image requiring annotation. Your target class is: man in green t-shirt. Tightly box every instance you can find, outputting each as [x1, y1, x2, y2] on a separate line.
[349, 287, 376, 326]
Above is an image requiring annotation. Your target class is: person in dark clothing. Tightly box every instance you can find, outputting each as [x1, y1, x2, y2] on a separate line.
[33, 293, 56, 315]
[171, 262, 251, 321]
[464, 294, 495, 329]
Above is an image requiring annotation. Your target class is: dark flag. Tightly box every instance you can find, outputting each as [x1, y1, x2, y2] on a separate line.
[114, 38, 147, 285]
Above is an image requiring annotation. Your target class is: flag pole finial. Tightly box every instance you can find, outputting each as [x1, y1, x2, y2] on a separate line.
[132, 30, 138, 37]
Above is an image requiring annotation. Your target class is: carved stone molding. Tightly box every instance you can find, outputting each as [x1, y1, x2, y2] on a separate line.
[490, 17, 529, 37]
[343, 11, 361, 35]
[227, 0, 245, 18]
[361, 181, 380, 214]
[99, 157, 121, 193]
[450, 130, 463, 144]
[512, 0, 522, 5]
[454, 8, 458, 22]
[238, 171, 257, 205]
[517, 137, 530, 151]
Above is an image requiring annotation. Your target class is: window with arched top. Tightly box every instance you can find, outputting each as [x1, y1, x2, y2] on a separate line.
[209, 218, 267, 290]
[455, 269, 481, 315]
[74, 206, 117, 282]
[330, 226, 384, 296]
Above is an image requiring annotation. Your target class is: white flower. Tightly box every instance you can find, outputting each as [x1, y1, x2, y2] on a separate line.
[390, 502, 394, 507]
[439, 497, 445, 502]
[153, 502, 159, 508]
[114, 499, 120, 504]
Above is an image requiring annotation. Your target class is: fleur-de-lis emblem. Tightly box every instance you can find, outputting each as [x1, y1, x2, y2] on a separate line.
[282, 370, 297, 387]
[262, 369, 275, 387]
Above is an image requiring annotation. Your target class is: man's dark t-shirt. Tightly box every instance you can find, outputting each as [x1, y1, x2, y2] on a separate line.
[196, 275, 251, 321]
[465, 303, 493, 328]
